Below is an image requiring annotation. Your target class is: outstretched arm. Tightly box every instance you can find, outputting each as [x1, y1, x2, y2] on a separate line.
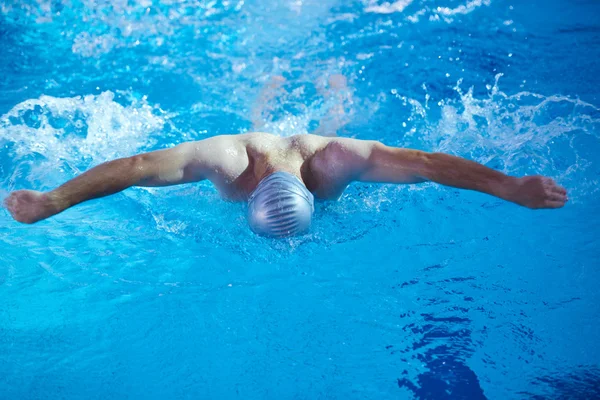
[333, 139, 567, 209]
[5, 141, 207, 224]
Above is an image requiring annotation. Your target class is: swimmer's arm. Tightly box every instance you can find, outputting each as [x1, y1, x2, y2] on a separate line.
[4, 142, 207, 224]
[251, 75, 287, 130]
[349, 141, 567, 209]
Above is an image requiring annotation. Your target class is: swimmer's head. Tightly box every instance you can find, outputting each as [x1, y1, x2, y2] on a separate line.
[247, 171, 314, 238]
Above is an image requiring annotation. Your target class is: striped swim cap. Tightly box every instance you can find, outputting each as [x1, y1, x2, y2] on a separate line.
[247, 171, 315, 237]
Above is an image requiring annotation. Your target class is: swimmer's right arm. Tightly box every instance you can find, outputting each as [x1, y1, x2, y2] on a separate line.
[335, 139, 567, 209]
[363, 143, 568, 209]
[4, 142, 208, 224]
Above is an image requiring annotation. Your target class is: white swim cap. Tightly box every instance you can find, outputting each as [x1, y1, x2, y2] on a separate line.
[247, 171, 315, 237]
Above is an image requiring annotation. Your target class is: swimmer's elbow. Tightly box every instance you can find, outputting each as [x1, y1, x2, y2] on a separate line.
[133, 145, 206, 187]
[417, 152, 441, 181]
[130, 154, 161, 186]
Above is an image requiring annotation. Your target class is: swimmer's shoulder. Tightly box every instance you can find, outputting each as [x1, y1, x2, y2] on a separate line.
[179, 134, 250, 165]
[186, 133, 256, 150]
[179, 133, 275, 163]
[295, 135, 378, 162]
[239, 131, 295, 151]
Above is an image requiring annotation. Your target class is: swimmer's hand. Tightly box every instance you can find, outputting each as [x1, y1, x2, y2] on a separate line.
[509, 176, 568, 209]
[4, 190, 58, 224]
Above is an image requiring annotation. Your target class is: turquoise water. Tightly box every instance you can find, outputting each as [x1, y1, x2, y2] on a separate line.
[1, 0, 599, 398]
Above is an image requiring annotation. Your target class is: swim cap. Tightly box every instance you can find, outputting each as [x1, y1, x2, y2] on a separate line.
[247, 171, 315, 237]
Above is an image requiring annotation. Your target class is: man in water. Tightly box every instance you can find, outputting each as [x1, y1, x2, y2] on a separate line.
[5, 131, 567, 237]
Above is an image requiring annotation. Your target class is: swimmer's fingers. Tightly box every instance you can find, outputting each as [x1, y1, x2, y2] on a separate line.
[544, 200, 566, 209]
[547, 185, 567, 200]
[4, 194, 14, 209]
[543, 177, 567, 193]
[545, 186, 568, 208]
[548, 192, 567, 202]
[542, 178, 568, 202]
[552, 185, 567, 197]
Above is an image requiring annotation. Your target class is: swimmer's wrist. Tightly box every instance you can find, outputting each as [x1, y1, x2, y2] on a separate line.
[499, 176, 521, 204]
[46, 191, 69, 214]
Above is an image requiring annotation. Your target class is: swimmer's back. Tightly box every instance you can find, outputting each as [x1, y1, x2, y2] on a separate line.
[184, 132, 374, 199]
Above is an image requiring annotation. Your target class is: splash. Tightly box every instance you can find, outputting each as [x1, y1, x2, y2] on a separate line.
[365, 0, 413, 14]
[389, 74, 600, 200]
[0, 91, 165, 179]
[435, 0, 491, 16]
[362, 0, 493, 24]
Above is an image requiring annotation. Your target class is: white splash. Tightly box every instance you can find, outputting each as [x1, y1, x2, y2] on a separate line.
[435, 0, 491, 16]
[72, 32, 119, 57]
[0, 91, 165, 167]
[365, 0, 413, 14]
[390, 74, 600, 200]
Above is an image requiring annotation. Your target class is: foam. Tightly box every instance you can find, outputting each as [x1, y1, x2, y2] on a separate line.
[362, 0, 491, 22]
[0, 91, 165, 174]
[435, 0, 491, 16]
[365, 0, 414, 14]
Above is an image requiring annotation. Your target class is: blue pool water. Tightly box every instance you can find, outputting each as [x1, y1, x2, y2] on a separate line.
[1, 0, 599, 398]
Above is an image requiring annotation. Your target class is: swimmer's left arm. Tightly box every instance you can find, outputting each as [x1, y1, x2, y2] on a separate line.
[348, 141, 567, 209]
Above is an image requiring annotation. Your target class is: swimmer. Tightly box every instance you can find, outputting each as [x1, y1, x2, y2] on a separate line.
[5, 131, 568, 237]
